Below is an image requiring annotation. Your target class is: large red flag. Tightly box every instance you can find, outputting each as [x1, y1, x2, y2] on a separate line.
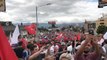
[24, 23, 36, 35]
[0, 25, 18, 60]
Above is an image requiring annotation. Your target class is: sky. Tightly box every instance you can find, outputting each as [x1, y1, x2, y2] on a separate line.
[0, 0, 107, 24]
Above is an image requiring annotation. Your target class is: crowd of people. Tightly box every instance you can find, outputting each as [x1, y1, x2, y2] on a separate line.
[12, 29, 107, 60]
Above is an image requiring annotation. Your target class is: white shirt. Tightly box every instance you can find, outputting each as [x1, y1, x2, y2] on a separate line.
[50, 45, 59, 55]
[102, 46, 106, 53]
[67, 45, 72, 52]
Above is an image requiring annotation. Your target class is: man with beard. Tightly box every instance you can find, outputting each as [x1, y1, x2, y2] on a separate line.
[75, 34, 101, 60]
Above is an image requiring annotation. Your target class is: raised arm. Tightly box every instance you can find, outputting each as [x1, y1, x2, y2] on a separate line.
[75, 34, 90, 56]
[91, 36, 100, 55]
[28, 46, 45, 60]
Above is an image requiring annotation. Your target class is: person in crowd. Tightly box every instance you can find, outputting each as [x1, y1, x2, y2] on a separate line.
[67, 42, 73, 54]
[22, 41, 29, 60]
[44, 43, 56, 60]
[22, 47, 29, 60]
[14, 41, 24, 60]
[60, 52, 74, 60]
[75, 34, 101, 60]
[97, 34, 104, 46]
[95, 34, 107, 60]
[50, 41, 59, 56]
[102, 40, 107, 60]
[54, 42, 67, 60]
[28, 44, 46, 60]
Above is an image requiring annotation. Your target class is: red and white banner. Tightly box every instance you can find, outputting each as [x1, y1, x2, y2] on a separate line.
[0, 0, 6, 12]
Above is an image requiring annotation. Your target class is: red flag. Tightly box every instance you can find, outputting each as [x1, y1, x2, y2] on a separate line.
[77, 33, 81, 41]
[31, 23, 36, 29]
[25, 24, 36, 35]
[0, 25, 18, 60]
[56, 33, 63, 39]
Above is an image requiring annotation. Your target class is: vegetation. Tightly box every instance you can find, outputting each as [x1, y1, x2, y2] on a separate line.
[96, 25, 107, 34]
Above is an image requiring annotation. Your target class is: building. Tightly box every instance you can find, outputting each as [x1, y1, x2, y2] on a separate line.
[0, 22, 28, 37]
[83, 20, 96, 33]
[96, 16, 107, 31]
[0, 21, 15, 36]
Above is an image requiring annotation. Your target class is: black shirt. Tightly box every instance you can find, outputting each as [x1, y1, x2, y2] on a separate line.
[14, 46, 24, 58]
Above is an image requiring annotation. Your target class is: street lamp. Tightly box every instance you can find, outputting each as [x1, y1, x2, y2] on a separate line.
[36, 3, 52, 41]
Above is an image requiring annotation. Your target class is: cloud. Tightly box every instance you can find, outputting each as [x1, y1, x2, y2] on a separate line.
[44, 0, 107, 23]
[0, 12, 13, 21]
[0, 0, 107, 24]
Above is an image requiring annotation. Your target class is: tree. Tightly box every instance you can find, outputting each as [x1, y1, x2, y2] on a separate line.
[96, 25, 107, 34]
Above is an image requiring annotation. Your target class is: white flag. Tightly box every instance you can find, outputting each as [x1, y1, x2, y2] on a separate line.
[0, 0, 6, 12]
[11, 25, 20, 44]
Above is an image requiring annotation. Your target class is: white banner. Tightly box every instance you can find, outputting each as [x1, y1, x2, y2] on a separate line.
[0, 0, 6, 12]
